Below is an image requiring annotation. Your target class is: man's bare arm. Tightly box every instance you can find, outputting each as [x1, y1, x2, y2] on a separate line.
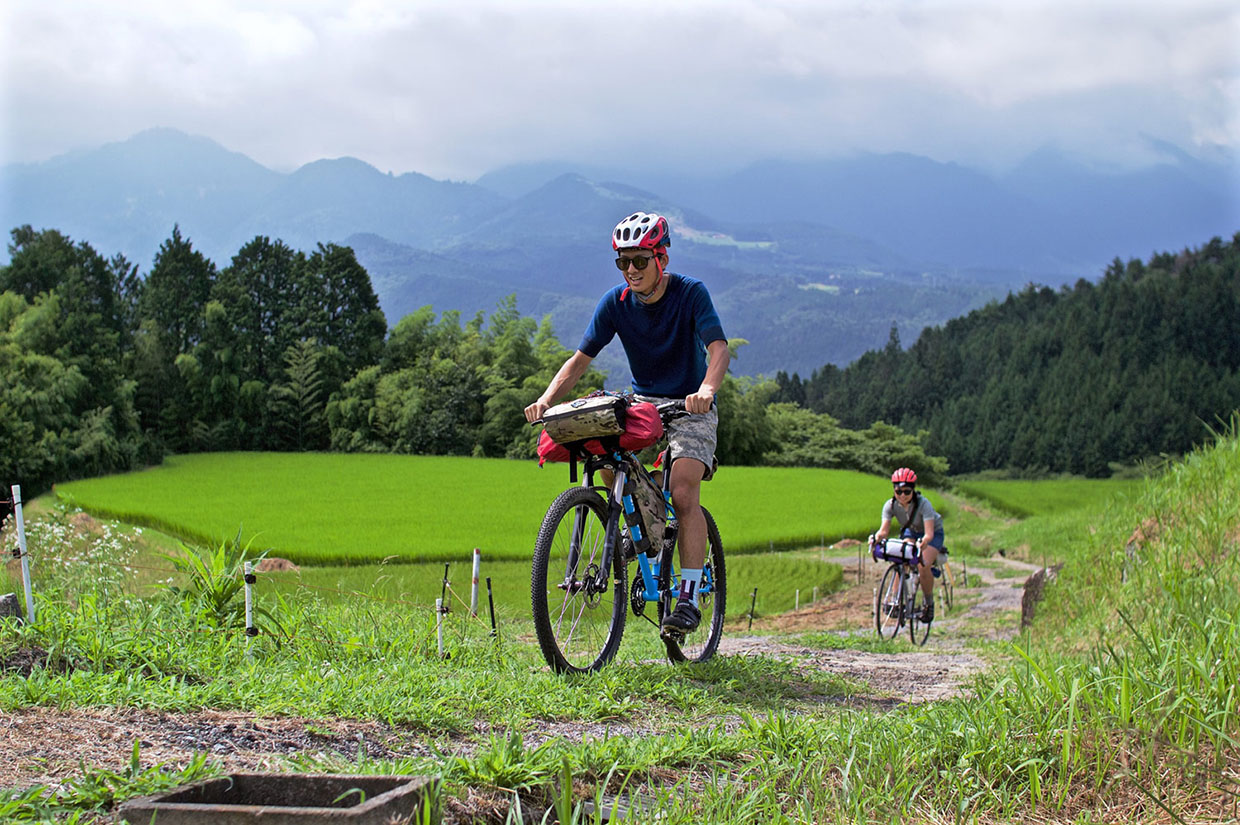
[524, 350, 594, 422]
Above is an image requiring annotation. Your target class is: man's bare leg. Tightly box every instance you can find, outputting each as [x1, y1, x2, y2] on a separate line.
[670, 457, 707, 570]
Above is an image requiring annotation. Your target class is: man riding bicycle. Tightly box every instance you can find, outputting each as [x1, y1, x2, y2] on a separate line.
[524, 211, 729, 636]
[873, 467, 945, 622]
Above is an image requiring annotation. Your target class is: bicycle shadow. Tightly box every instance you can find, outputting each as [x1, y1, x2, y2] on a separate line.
[629, 650, 866, 711]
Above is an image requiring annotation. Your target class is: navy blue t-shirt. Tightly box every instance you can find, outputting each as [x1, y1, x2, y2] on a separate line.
[578, 273, 726, 398]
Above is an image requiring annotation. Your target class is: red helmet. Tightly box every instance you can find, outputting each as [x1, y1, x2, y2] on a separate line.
[612, 212, 671, 252]
[891, 467, 917, 484]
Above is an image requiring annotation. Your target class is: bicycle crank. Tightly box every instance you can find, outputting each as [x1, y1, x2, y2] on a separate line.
[630, 577, 648, 617]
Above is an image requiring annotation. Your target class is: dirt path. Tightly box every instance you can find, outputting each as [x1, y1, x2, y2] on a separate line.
[0, 549, 1045, 801]
[717, 546, 1044, 702]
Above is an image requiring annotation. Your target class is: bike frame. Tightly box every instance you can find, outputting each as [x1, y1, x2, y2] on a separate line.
[569, 450, 714, 608]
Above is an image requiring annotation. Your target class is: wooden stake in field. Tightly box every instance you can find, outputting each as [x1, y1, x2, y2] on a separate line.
[747, 587, 757, 631]
[486, 577, 497, 639]
[11, 486, 34, 624]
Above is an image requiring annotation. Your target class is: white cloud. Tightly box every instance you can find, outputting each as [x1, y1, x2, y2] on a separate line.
[1, 0, 1236, 179]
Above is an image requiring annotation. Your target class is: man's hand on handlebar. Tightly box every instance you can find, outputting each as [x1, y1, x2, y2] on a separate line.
[684, 388, 714, 414]
[524, 399, 549, 424]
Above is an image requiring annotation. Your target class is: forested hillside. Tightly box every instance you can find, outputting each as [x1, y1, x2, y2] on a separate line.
[0, 225, 945, 496]
[783, 234, 1240, 475]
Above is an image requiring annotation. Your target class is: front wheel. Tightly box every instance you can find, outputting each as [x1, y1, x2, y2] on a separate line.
[909, 580, 931, 646]
[662, 507, 726, 664]
[531, 487, 627, 674]
[876, 563, 903, 639]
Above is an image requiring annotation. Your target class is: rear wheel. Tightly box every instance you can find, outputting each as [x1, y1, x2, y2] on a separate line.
[876, 563, 903, 639]
[662, 507, 726, 664]
[940, 561, 955, 612]
[531, 487, 627, 674]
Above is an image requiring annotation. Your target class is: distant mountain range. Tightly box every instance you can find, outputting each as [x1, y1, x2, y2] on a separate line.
[2, 128, 1236, 379]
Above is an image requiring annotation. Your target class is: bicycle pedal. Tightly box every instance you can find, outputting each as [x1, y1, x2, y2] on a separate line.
[660, 628, 686, 643]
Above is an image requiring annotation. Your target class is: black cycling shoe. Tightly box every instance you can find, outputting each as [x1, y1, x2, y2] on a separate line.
[920, 600, 935, 623]
[661, 600, 701, 634]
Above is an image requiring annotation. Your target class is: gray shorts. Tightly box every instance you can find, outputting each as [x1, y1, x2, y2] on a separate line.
[636, 395, 718, 480]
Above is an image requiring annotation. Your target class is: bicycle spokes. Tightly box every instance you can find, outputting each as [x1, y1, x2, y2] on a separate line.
[662, 507, 726, 665]
[532, 488, 627, 674]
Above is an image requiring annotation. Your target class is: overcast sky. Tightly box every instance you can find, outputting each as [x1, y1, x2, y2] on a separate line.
[2, 0, 1237, 181]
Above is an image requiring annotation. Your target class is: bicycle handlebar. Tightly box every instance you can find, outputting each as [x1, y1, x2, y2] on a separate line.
[529, 398, 693, 428]
[655, 400, 690, 422]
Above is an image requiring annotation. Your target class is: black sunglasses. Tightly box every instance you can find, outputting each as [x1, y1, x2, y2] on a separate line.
[615, 255, 656, 271]
[893, 486, 914, 495]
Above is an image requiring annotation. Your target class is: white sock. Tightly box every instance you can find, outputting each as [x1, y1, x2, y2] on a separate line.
[680, 568, 702, 607]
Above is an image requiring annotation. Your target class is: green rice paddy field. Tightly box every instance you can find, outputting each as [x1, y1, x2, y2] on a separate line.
[45, 454, 1140, 622]
[54, 452, 898, 564]
[955, 477, 1143, 517]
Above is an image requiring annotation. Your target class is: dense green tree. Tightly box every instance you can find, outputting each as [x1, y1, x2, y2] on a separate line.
[326, 365, 384, 452]
[270, 339, 329, 451]
[1, 226, 80, 297]
[761, 403, 948, 484]
[139, 226, 215, 355]
[213, 236, 301, 384]
[299, 243, 386, 382]
[0, 290, 148, 492]
[0, 228, 152, 489]
[0, 292, 88, 490]
[2, 227, 131, 399]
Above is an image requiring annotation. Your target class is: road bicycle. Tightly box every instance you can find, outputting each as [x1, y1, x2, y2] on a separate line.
[871, 535, 933, 645]
[531, 401, 726, 674]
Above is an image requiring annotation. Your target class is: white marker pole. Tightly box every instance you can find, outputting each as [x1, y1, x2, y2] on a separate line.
[435, 598, 445, 657]
[470, 548, 481, 618]
[243, 561, 257, 651]
[12, 486, 34, 624]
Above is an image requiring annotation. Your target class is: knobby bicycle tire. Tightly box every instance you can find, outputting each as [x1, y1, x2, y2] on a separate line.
[662, 506, 727, 664]
[531, 486, 628, 674]
[909, 581, 931, 646]
[876, 563, 904, 640]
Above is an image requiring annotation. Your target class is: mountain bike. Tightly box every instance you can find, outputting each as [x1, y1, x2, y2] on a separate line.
[871, 536, 932, 645]
[531, 401, 726, 674]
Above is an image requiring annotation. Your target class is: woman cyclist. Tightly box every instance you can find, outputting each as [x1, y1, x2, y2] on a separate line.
[873, 467, 944, 622]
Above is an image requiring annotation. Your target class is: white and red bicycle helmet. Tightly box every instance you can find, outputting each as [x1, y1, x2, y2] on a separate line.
[613, 212, 671, 302]
[891, 467, 917, 485]
[612, 212, 671, 252]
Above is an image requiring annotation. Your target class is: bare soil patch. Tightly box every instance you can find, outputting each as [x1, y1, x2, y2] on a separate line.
[0, 707, 435, 791]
